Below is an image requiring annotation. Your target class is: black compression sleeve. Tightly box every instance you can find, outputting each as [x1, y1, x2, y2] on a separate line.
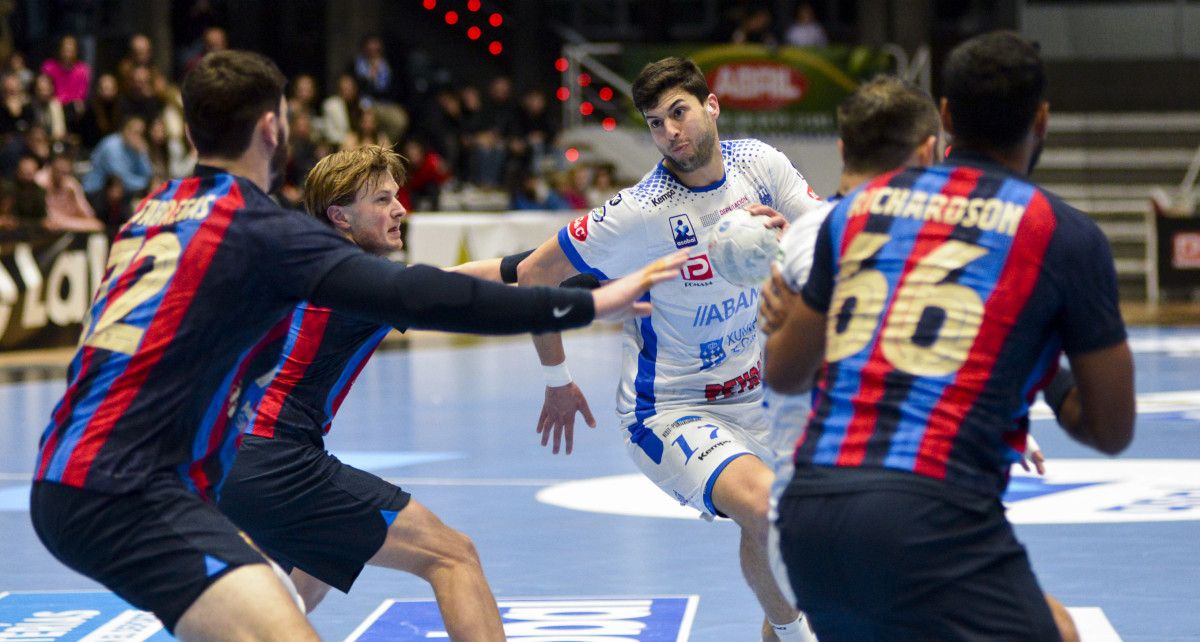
[310, 255, 595, 334]
[560, 273, 601, 289]
[500, 249, 535, 284]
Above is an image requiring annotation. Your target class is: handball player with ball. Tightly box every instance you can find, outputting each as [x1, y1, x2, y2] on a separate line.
[517, 56, 825, 642]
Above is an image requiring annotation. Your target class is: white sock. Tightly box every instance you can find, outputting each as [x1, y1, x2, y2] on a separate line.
[770, 614, 818, 642]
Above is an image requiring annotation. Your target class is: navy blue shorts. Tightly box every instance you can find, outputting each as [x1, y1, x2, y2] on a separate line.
[217, 433, 411, 593]
[775, 469, 1061, 641]
[30, 476, 269, 633]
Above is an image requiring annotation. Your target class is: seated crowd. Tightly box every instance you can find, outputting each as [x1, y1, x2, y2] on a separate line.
[0, 31, 616, 240]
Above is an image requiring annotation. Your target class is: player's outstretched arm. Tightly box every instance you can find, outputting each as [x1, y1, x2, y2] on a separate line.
[310, 255, 598, 335]
[591, 249, 687, 319]
[444, 257, 504, 280]
[518, 238, 600, 454]
[1058, 342, 1135, 454]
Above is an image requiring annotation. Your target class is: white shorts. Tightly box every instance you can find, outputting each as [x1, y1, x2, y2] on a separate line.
[623, 407, 772, 520]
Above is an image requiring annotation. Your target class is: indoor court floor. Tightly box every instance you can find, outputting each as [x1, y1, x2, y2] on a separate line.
[1, 324, 1198, 641]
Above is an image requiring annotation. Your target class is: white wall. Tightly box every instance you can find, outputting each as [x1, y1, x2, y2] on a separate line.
[1022, 1, 1200, 59]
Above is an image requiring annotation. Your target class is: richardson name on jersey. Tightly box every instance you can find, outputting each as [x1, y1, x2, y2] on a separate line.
[692, 289, 758, 327]
[847, 187, 1025, 236]
[129, 194, 218, 227]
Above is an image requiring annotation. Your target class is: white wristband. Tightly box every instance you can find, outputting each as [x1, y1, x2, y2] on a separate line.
[543, 362, 573, 387]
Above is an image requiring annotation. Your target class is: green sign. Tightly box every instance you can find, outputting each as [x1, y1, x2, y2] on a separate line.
[624, 44, 893, 135]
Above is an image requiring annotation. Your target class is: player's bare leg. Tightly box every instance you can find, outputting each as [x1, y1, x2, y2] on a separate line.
[711, 454, 815, 642]
[289, 568, 332, 614]
[368, 500, 504, 641]
[174, 564, 319, 642]
[1045, 593, 1079, 642]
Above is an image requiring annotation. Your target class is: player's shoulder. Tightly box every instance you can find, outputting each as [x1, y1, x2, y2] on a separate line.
[1033, 183, 1109, 247]
[721, 138, 783, 167]
[614, 162, 685, 212]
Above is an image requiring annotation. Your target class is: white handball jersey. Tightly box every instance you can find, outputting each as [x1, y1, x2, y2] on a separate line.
[557, 138, 824, 436]
[765, 195, 838, 458]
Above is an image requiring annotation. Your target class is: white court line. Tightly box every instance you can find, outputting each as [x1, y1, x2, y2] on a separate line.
[342, 598, 396, 642]
[1068, 607, 1123, 641]
[676, 595, 700, 642]
[381, 476, 574, 487]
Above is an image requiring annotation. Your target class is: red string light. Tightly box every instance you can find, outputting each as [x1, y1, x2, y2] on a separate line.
[488, 41, 503, 55]
[598, 87, 613, 101]
[422, 0, 436, 9]
[444, 10, 458, 24]
[565, 148, 580, 163]
[467, 26, 481, 40]
[467, 0, 481, 11]
[602, 117, 617, 131]
[579, 102, 594, 116]
[554, 57, 568, 72]
[556, 87, 570, 101]
[488, 13, 503, 27]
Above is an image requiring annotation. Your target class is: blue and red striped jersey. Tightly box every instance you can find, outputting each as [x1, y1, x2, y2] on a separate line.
[35, 166, 362, 498]
[231, 304, 391, 444]
[797, 150, 1126, 497]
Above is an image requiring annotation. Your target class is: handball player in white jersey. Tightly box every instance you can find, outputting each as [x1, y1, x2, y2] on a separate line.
[518, 56, 823, 642]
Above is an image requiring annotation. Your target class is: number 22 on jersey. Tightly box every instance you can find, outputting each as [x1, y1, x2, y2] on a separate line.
[83, 233, 181, 355]
[826, 232, 987, 377]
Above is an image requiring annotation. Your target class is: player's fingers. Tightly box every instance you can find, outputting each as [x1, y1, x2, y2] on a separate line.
[1018, 458, 1030, 472]
[541, 422, 552, 446]
[564, 425, 574, 455]
[581, 400, 596, 428]
[552, 425, 563, 454]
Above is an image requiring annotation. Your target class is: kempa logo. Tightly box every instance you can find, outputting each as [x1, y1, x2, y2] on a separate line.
[651, 189, 676, 206]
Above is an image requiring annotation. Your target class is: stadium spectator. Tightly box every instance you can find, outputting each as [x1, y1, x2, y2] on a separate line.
[349, 35, 408, 140]
[321, 73, 363, 147]
[38, 35, 90, 128]
[89, 174, 133, 241]
[0, 71, 33, 141]
[732, 6, 779, 45]
[118, 65, 163, 127]
[4, 50, 34, 93]
[30, 74, 66, 142]
[785, 3, 829, 48]
[1, 155, 47, 228]
[34, 149, 101, 232]
[398, 137, 450, 211]
[117, 34, 158, 93]
[82, 115, 151, 197]
[514, 87, 559, 175]
[78, 73, 120, 149]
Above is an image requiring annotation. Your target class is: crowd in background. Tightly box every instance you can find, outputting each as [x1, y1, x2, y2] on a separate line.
[0, 29, 622, 241]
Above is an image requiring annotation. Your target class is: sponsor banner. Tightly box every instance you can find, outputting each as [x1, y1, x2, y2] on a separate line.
[624, 44, 893, 135]
[1155, 212, 1200, 289]
[346, 596, 699, 641]
[539, 459, 1200, 524]
[0, 591, 169, 641]
[0, 231, 108, 351]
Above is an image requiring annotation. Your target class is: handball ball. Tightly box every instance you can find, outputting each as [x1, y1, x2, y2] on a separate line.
[707, 208, 780, 287]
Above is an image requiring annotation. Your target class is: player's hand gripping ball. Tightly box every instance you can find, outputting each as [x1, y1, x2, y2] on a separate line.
[706, 208, 781, 287]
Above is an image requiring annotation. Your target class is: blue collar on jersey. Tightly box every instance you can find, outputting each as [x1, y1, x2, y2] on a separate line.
[657, 159, 727, 193]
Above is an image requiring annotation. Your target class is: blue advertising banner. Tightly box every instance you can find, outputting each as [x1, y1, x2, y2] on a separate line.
[347, 596, 699, 642]
[0, 591, 171, 641]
